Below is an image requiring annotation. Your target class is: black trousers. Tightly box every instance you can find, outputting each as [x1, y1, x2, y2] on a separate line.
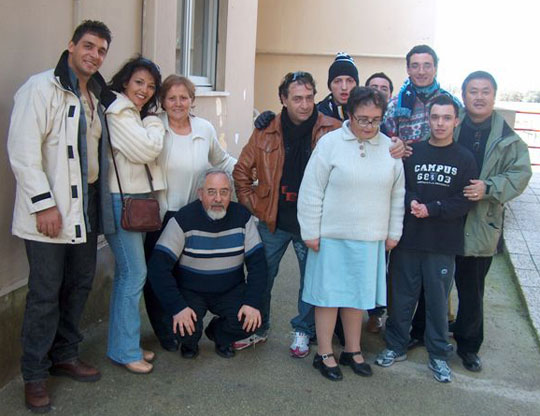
[410, 287, 427, 341]
[21, 185, 98, 382]
[385, 248, 454, 360]
[453, 255, 493, 354]
[143, 211, 176, 347]
[178, 284, 254, 347]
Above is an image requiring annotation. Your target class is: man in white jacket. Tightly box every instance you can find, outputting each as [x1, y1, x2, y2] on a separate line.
[7, 20, 114, 413]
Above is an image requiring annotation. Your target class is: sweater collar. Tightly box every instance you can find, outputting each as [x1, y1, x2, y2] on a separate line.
[342, 120, 381, 145]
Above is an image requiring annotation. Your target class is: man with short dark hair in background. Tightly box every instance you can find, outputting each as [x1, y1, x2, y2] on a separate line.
[366, 72, 394, 102]
[452, 71, 532, 373]
[364, 71, 395, 332]
[7, 20, 114, 412]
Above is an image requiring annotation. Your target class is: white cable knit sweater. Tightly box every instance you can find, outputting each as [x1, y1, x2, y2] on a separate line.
[297, 121, 405, 242]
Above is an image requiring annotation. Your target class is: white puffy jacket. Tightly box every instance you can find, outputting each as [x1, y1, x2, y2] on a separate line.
[106, 93, 165, 194]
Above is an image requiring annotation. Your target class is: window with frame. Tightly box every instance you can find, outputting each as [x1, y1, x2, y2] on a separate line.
[176, 0, 219, 89]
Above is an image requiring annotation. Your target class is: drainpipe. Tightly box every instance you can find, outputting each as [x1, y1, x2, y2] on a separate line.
[73, 0, 82, 29]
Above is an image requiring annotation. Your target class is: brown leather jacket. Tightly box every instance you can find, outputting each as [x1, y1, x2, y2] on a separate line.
[233, 111, 341, 232]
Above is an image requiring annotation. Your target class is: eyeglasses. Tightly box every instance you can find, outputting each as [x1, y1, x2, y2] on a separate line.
[351, 115, 382, 127]
[408, 63, 434, 71]
[205, 189, 231, 197]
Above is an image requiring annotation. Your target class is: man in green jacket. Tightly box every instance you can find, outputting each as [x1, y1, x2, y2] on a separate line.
[453, 71, 532, 372]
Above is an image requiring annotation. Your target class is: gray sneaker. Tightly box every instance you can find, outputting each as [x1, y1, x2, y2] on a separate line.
[428, 358, 452, 383]
[375, 349, 407, 367]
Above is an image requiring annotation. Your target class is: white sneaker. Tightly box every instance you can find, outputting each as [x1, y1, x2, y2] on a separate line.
[289, 331, 310, 358]
[232, 334, 268, 351]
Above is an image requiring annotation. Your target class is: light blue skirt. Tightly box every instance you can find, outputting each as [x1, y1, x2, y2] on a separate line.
[302, 238, 386, 309]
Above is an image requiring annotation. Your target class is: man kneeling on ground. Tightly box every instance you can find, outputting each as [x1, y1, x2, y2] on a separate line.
[147, 168, 267, 358]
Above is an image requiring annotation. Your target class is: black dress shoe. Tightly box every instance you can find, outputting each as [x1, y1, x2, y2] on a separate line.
[458, 351, 482, 372]
[313, 353, 343, 381]
[204, 319, 235, 358]
[407, 337, 424, 350]
[160, 339, 179, 352]
[180, 344, 199, 359]
[215, 344, 235, 358]
[339, 351, 373, 377]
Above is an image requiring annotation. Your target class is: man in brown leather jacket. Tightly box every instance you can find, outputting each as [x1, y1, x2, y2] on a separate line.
[233, 72, 341, 358]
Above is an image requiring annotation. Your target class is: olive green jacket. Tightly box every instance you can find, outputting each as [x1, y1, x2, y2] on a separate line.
[454, 110, 532, 257]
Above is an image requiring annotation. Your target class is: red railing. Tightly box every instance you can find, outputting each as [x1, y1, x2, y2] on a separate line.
[514, 110, 540, 166]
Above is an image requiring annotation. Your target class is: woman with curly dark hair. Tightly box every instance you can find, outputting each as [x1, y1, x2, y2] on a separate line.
[104, 56, 164, 374]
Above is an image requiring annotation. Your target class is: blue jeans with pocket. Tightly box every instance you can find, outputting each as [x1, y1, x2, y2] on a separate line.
[256, 222, 315, 337]
[105, 193, 148, 364]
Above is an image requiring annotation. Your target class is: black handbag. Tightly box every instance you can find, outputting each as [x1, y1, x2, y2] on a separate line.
[106, 117, 162, 232]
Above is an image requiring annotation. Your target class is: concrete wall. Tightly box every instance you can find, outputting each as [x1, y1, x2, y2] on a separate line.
[254, 0, 437, 112]
[0, 0, 259, 387]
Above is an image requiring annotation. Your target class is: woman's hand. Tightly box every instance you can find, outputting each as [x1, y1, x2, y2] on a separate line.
[385, 238, 399, 251]
[304, 238, 320, 252]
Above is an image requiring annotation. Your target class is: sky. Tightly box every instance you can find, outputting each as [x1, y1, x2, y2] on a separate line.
[434, 0, 540, 93]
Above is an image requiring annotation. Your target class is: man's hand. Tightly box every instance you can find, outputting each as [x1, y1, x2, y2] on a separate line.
[172, 307, 197, 337]
[410, 200, 429, 218]
[237, 305, 261, 332]
[304, 238, 320, 252]
[389, 137, 406, 159]
[464, 179, 486, 201]
[36, 206, 62, 238]
[385, 238, 399, 251]
[254, 111, 276, 130]
[390, 136, 413, 158]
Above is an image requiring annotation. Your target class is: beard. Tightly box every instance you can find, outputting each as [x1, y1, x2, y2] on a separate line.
[206, 207, 226, 220]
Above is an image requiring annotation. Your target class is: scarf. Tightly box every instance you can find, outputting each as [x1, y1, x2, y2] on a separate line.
[395, 78, 441, 118]
[276, 107, 318, 233]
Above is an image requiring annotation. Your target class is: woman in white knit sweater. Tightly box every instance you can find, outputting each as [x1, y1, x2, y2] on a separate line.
[143, 75, 236, 354]
[105, 57, 164, 374]
[297, 87, 405, 381]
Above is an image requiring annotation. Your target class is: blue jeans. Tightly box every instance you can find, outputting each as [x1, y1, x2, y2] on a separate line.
[105, 193, 148, 364]
[257, 222, 315, 337]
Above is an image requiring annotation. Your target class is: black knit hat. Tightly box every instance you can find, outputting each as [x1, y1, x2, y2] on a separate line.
[327, 52, 359, 89]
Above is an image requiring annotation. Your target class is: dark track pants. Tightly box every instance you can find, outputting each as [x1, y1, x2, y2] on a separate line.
[385, 248, 454, 360]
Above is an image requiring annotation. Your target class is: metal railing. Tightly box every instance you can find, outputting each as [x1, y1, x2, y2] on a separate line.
[514, 110, 540, 166]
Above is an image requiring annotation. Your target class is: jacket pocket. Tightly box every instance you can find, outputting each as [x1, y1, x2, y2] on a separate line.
[256, 138, 279, 153]
[252, 183, 270, 218]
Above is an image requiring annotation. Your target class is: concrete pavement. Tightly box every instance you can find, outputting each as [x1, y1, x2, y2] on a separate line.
[1, 173, 540, 415]
[505, 170, 540, 342]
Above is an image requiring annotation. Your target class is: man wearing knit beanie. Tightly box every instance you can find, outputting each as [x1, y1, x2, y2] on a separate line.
[318, 52, 359, 121]
[254, 52, 360, 128]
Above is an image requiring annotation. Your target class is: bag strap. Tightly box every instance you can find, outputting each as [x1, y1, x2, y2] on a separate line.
[104, 115, 157, 203]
